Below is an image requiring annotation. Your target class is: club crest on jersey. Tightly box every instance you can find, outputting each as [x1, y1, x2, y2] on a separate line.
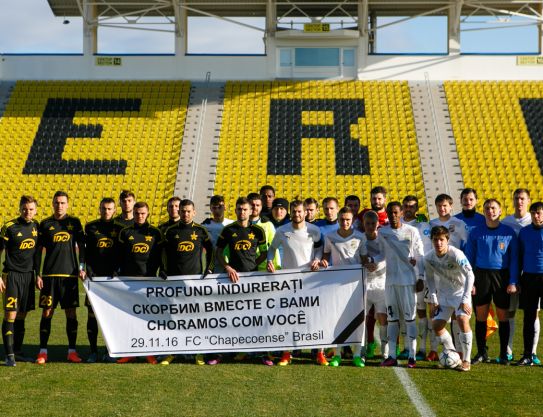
[448, 225, 456, 233]
[234, 240, 252, 250]
[499, 241, 506, 251]
[132, 243, 149, 253]
[53, 232, 70, 242]
[97, 238, 113, 248]
[177, 241, 195, 252]
[19, 238, 35, 250]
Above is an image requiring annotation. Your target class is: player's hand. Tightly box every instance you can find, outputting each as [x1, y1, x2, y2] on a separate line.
[159, 271, 168, 280]
[366, 263, 377, 272]
[471, 285, 476, 295]
[310, 260, 320, 271]
[36, 275, 43, 290]
[320, 259, 329, 268]
[78, 269, 87, 281]
[409, 257, 416, 266]
[266, 261, 275, 273]
[460, 303, 472, 315]
[416, 278, 424, 292]
[226, 266, 239, 283]
[507, 284, 517, 294]
[0, 279, 5, 293]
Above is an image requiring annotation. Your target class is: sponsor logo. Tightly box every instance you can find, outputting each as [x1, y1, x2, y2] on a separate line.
[19, 238, 35, 250]
[132, 243, 150, 253]
[234, 240, 252, 251]
[177, 241, 195, 252]
[53, 232, 70, 242]
[97, 238, 114, 248]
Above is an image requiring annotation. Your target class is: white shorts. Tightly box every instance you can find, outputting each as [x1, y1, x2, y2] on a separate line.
[366, 287, 386, 315]
[433, 304, 471, 322]
[509, 293, 519, 312]
[416, 285, 429, 310]
[385, 285, 417, 322]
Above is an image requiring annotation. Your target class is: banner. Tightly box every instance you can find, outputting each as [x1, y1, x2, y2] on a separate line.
[84, 266, 365, 357]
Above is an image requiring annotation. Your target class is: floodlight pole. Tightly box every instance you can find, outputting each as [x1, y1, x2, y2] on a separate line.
[82, 1, 98, 56]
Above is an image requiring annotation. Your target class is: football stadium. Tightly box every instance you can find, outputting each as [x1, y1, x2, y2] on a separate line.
[1, 0, 543, 416]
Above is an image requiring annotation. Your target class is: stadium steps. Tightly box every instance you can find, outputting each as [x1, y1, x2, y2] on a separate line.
[0, 81, 16, 121]
[409, 80, 464, 217]
[175, 81, 224, 219]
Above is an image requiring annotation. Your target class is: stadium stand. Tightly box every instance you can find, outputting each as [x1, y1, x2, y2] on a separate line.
[0, 80, 190, 224]
[215, 80, 426, 217]
[445, 81, 543, 214]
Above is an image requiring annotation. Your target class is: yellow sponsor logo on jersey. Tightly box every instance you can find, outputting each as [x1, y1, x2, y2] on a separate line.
[234, 240, 252, 251]
[53, 232, 71, 243]
[19, 238, 36, 250]
[132, 243, 150, 253]
[177, 241, 195, 252]
[97, 238, 114, 248]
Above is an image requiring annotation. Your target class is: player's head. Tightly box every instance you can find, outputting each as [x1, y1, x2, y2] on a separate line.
[322, 197, 339, 221]
[272, 198, 289, 222]
[512, 188, 530, 214]
[529, 201, 543, 227]
[483, 198, 502, 222]
[179, 199, 195, 224]
[435, 194, 453, 218]
[52, 191, 69, 218]
[402, 195, 419, 222]
[363, 210, 379, 235]
[344, 195, 361, 216]
[260, 185, 275, 209]
[370, 186, 387, 212]
[386, 201, 403, 228]
[99, 197, 116, 221]
[119, 190, 136, 214]
[167, 196, 182, 221]
[133, 201, 149, 225]
[247, 192, 263, 219]
[304, 197, 319, 222]
[19, 195, 38, 222]
[289, 200, 306, 225]
[338, 207, 354, 231]
[430, 225, 450, 255]
[209, 195, 226, 221]
[235, 197, 252, 222]
[460, 188, 478, 211]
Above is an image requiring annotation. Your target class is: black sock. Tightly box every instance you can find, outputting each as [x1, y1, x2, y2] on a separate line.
[475, 320, 487, 354]
[2, 319, 15, 356]
[66, 318, 78, 350]
[39, 317, 52, 349]
[499, 321, 510, 358]
[87, 315, 98, 353]
[14, 319, 25, 353]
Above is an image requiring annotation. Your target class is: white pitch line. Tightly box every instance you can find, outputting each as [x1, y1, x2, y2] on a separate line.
[393, 367, 436, 417]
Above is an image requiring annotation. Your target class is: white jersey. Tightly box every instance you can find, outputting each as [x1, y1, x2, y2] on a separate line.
[364, 234, 386, 290]
[429, 217, 468, 250]
[267, 222, 322, 269]
[379, 223, 424, 286]
[403, 218, 432, 254]
[323, 229, 367, 266]
[202, 218, 234, 246]
[502, 213, 531, 236]
[424, 246, 474, 307]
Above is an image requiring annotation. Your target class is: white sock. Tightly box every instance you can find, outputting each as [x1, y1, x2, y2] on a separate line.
[452, 320, 461, 351]
[429, 325, 439, 352]
[68, 348, 76, 354]
[507, 318, 515, 355]
[406, 320, 417, 358]
[438, 330, 455, 351]
[418, 317, 428, 354]
[353, 342, 362, 358]
[400, 319, 408, 350]
[39, 348, 48, 354]
[459, 331, 473, 361]
[387, 321, 400, 359]
[533, 316, 540, 355]
[380, 324, 389, 358]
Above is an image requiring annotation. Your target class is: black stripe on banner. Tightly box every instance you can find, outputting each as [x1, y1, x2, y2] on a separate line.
[332, 309, 365, 344]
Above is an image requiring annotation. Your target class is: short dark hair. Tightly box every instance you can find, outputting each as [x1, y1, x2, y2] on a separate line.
[530, 202, 543, 212]
[435, 194, 453, 205]
[386, 201, 402, 211]
[247, 192, 262, 203]
[322, 197, 339, 207]
[363, 210, 378, 221]
[460, 188, 477, 200]
[134, 201, 149, 211]
[402, 195, 418, 205]
[344, 195, 360, 205]
[210, 195, 225, 206]
[304, 197, 319, 208]
[180, 199, 194, 208]
[483, 198, 501, 208]
[167, 196, 182, 207]
[53, 191, 69, 201]
[338, 207, 353, 217]
[430, 225, 450, 240]
[371, 186, 387, 197]
[259, 185, 275, 195]
[100, 197, 115, 207]
[20, 195, 38, 208]
[236, 197, 251, 207]
[119, 190, 135, 200]
[290, 199, 305, 211]
[513, 188, 530, 198]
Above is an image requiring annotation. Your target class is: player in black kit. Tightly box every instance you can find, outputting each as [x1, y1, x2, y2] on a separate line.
[35, 191, 86, 364]
[0, 195, 40, 366]
[114, 189, 136, 228]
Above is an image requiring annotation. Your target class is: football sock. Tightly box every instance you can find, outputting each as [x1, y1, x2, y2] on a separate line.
[507, 317, 515, 355]
[2, 319, 15, 356]
[66, 318, 78, 350]
[417, 317, 428, 353]
[459, 331, 473, 362]
[498, 321, 510, 358]
[13, 319, 25, 353]
[380, 324, 389, 358]
[39, 316, 52, 349]
[387, 321, 400, 359]
[438, 330, 455, 352]
[406, 320, 417, 358]
[475, 320, 487, 355]
[533, 316, 540, 355]
[451, 320, 461, 350]
[87, 314, 98, 353]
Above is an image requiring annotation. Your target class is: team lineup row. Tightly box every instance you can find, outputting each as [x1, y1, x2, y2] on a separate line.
[0, 186, 541, 370]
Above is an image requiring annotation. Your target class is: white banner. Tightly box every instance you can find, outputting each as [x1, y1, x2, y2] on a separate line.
[84, 266, 365, 357]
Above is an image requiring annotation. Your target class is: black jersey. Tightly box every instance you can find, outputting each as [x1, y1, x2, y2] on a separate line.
[163, 221, 213, 275]
[159, 219, 180, 235]
[114, 215, 135, 229]
[118, 222, 163, 277]
[0, 217, 39, 273]
[37, 215, 85, 278]
[216, 222, 267, 272]
[85, 218, 123, 276]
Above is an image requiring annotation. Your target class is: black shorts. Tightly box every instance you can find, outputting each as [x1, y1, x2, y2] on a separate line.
[472, 268, 510, 309]
[520, 273, 543, 311]
[39, 277, 80, 310]
[2, 271, 35, 313]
